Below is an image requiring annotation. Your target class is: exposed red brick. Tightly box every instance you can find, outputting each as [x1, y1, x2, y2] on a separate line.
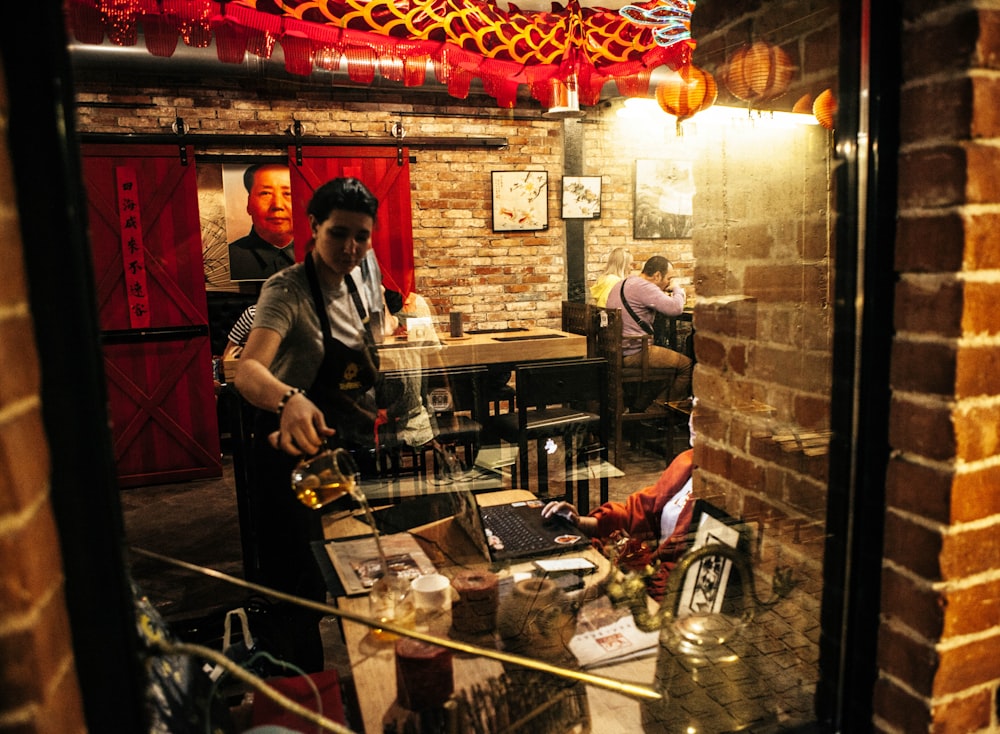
[885, 456, 953, 522]
[727, 343, 747, 375]
[898, 146, 967, 209]
[966, 142, 1000, 203]
[899, 77, 973, 144]
[943, 578, 1000, 638]
[0, 506, 65, 619]
[955, 343, 1000, 398]
[954, 402, 1000, 462]
[936, 636, 1000, 696]
[895, 213, 966, 272]
[951, 462, 1000, 522]
[893, 279, 964, 339]
[902, 8, 980, 81]
[883, 512, 943, 580]
[693, 334, 726, 369]
[874, 677, 931, 733]
[890, 339, 957, 396]
[877, 622, 938, 697]
[964, 212, 1000, 270]
[930, 689, 993, 734]
[888, 397, 955, 462]
[940, 522, 1000, 579]
[881, 567, 944, 640]
[962, 281, 1000, 336]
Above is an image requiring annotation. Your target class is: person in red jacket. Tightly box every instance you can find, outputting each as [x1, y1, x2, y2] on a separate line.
[540, 448, 695, 601]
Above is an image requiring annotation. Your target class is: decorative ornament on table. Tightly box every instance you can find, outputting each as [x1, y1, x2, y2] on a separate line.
[654, 63, 718, 135]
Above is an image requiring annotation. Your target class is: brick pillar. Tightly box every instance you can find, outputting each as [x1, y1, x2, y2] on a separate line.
[875, 4, 1000, 731]
[0, 60, 87, 734]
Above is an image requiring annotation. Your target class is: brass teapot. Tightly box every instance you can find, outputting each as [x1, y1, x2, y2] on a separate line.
[602, 542, 798, 733]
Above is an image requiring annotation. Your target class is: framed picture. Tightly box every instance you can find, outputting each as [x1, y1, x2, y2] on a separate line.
[634, 159, 694, 239]
[199, 156, 292, 291]
[561, 175, 602, 219]
[491, 170, 548, 231]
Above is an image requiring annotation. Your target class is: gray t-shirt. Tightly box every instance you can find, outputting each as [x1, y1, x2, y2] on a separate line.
[252, 262, 372, 390]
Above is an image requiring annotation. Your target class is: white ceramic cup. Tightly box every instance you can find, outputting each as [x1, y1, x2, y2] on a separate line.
[411, 573, 452, 612]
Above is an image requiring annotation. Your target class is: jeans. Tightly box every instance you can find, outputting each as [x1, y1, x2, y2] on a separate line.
[623, 345, 693, 407]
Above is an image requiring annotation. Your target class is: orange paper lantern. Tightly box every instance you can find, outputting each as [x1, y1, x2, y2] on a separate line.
[723, 41, 794, 105]
[655, 64, 718, 134]
[813, 88, 837, 130]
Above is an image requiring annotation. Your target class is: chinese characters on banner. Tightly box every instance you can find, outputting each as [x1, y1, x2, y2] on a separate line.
[115, 167, 150, 328]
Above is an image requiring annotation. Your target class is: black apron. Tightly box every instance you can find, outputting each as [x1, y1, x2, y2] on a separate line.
[246, 254, 382, 601]
[301, 251, 381, 459]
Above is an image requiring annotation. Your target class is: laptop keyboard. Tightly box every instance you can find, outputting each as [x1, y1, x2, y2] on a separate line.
[480, 507, 550, 553]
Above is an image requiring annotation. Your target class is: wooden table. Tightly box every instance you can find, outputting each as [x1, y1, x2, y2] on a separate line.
[222, 326, 587, 380]
[323, 491, 656, 733]
[377, 326, 587, 371]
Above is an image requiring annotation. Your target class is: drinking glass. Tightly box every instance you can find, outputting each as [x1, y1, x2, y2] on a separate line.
[290, 444, 359, 510]
[368, 572, 414, 642]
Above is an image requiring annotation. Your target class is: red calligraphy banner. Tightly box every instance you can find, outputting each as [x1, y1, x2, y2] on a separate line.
[115, 166, 151, 328]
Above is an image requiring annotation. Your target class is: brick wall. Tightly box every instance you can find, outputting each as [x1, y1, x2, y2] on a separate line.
[875, 3, 1000, 732]
[0, 59, 87, 734]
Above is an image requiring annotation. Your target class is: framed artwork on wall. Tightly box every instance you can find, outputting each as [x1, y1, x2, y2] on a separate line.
[561, 175, 602, 219]
[491, 170, 549, 231]
[634, 159, 694, 239]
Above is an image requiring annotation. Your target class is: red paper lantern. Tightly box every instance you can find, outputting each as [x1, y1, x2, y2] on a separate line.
[813, 88, 837, 130]
[655, 64, 718, 134]
[723, 41, 794, 105]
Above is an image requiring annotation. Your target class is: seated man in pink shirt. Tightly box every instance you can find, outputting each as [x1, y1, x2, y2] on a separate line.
[541, 448, 695, 601]
[606, 255, 692, 410]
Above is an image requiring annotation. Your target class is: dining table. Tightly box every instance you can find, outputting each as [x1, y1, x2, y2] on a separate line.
[376, 325, 588, 372]
[319, 489, 659, 734]
[221, 326, 587, 380]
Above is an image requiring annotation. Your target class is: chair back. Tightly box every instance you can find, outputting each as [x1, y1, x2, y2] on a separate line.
[513, 358, 608, 438]
[561, 300, 596, 356]
[422, 365, 489, 421]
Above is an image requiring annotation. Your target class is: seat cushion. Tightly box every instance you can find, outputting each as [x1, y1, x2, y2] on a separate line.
[490, 407, 599, 439]
[432, 414, 481, 443]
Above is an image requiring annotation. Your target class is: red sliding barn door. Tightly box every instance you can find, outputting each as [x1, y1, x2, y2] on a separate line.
[289, 146, 415, 297]
[81, 144, 221, 487]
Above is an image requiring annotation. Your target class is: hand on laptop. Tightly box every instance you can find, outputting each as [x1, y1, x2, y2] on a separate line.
[541, 501, 598, 536]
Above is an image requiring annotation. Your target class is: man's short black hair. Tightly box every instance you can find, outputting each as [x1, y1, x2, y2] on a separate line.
[642, 255, 672, 277]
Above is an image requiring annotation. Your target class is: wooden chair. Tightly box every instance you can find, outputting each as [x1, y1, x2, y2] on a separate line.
[561, 300, 596, 356]
[482, 358, 609, 510]
[421, 365, 489, 475]
[592, 306, 684, 468]
[377, 366, 488, 478]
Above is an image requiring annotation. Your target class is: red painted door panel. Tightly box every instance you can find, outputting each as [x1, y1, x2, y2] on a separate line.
[288, 147, 415, 297]
[81, 144, 221, 487]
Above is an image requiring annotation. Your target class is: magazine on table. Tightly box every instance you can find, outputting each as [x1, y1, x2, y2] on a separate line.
[323, 532, 436, 596]
[568, 596, 661, 669]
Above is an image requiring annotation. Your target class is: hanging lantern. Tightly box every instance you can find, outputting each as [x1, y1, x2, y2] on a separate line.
[723, 41, 794, 106]
[792, 93, 813, 115]
[655, 64, 717, 134]
[813, 88, 837, 130]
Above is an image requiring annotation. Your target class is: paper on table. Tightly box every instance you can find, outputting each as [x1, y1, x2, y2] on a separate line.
[323, 532, 437, 596]
[568, 597, 660, 669]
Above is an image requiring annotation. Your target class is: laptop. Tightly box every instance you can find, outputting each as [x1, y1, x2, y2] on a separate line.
[449, 485, 590, 562]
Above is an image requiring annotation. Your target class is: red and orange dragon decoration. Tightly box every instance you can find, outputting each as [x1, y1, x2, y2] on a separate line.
[67, 0, 697, 109]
